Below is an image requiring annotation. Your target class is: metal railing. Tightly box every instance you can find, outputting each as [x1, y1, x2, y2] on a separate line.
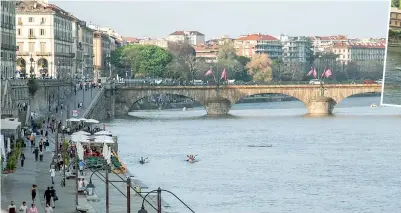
[82, 87, 104, 118]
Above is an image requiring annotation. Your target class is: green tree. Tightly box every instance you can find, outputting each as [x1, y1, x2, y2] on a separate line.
[27, 78, 40, 97]
[122, 45, 172, 78]
[392, 0, 400, 8]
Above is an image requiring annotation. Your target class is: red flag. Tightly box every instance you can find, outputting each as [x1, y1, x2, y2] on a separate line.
[307, 67, 314, 76]
[321, 69, 326, 78]
[220, 68, 227, 80]
[205, 69, 213, 76]
[312, 69, 317, 78]
[324, 69, 332, 78]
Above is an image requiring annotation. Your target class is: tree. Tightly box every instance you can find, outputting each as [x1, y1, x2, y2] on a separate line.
[392, 0, 400, 8]
[122, 45, 172, 78]
[167, 42, 201, 80]
[272, 58, 285, 81]
[245, 54, 273, 82]
[217, 41, 237, 60]
[27, 78, 40, 97]
[111, 45, 131, 68]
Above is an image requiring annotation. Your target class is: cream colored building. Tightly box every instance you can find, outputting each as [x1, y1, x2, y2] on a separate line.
[93, 31, 111, 79]
[1, 0, 17, 79]
[139, 38, 169, 48]
[72, 19, 94, 79]
[16, 0, 74, 79]
[167, 31, 205, 45]
[332, 42, 385, 64]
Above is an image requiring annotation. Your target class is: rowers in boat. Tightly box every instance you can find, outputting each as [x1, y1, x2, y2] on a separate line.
[186, 154, 198, 163]
[139, 157, 148, 164]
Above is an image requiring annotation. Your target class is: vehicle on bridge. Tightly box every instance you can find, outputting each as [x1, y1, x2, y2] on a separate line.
[363, 79, 377, 84]
[309, 79, 324, 85]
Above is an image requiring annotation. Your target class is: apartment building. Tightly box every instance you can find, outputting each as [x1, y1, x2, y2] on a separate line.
[72, 19, 94, 79]
[1, 0, 17, 79]
[309, 35, 347, 54]
[16, 1, 74, 79]
[194, 44, 218, 63]
[390, 7, 401, 29]
[234, 33, 282, 59]
[93, 31, 111, 79]
[332, 42, 385, 64]
[167, 31, 205, 45]
[279, 35, 313, 63]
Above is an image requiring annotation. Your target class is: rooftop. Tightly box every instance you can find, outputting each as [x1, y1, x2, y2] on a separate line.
[237, 33, 278, 41]
[169, 31, 205, 36]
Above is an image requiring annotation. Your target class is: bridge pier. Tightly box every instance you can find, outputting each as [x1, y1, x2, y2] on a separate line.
[204, 98, 231, 116]
[306, 96, 336, 115]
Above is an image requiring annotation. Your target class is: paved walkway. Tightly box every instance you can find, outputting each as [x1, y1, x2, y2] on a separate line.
[1, 88, 100, 213]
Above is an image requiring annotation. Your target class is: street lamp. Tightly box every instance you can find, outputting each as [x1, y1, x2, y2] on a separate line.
[29, 54, 35, 78]
[57, 60, 61, 79]
[137, 188, 195, 213]
[106, 53, 111, 79]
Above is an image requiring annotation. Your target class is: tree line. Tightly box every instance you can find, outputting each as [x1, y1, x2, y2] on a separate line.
[111, 41, 384, 83]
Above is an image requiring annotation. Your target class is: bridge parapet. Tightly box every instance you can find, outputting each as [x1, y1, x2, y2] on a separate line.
[111, 84, 382, 116]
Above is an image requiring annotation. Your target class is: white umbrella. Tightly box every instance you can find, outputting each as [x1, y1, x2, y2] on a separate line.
[66, 118, 81, 122]
[71, 135, 91, 143]
[94, 135, 114, 144]
[77, 142, 84, 160]
[94, 131, 112, 136]
[78, 118, 87, 121]
[106, 146, 112, 165]
[84, 119, 99, 124]
[72, 131, 91, 136]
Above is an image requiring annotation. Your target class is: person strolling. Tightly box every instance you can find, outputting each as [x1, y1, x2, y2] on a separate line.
[28, 204, 38, 213]
[44, 187, 52, 206]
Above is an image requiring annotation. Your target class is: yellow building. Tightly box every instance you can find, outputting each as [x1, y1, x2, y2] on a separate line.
[389, 7, 401, 30]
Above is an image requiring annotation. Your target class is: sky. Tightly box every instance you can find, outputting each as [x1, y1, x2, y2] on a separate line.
[50, 0, 391, 39]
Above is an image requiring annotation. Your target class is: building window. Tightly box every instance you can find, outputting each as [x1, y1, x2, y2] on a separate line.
[40, 42, 46, 52]
[41, 17, 45, 23]
[17, 42, 23, 51]
[28, 17, 34, 22]
[17, 29, 21, 35]
[40, 29, 45, 36]
[18, 17, 22, 23]
[29, 42, 35, 52]
[29, 29, 34, 36]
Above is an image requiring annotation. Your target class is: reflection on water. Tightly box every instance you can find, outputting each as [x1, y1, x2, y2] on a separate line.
[383, 48, 401, 105]
[107, 97, 401, 213]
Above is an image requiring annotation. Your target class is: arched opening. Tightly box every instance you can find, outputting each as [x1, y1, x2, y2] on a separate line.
[231, 93, 306, 116]
[127, 93, 204, 118]
[16, 58, 26, 78]
[130, 94, 201, 111]
[334, 92, 381, 111]
[37, 58, 49, 78]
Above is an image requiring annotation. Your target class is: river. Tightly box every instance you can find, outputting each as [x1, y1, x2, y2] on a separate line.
[383, 47, 401, 105]
[105, 96, 401, 213]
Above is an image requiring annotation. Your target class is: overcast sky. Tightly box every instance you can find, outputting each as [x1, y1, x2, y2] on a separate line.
[50, 0, 391, 39]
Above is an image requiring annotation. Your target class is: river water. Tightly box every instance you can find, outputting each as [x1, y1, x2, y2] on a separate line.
[383, 47, 401, 105]
[105, 97, 401, 213]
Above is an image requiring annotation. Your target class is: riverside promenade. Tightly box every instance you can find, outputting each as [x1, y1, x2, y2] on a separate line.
[1, 87, 101, 212]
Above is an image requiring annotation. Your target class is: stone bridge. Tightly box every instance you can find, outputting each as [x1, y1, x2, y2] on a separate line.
[106, 84, 381, 116]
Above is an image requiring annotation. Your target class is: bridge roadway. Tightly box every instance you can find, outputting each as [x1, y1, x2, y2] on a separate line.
[96, 84, 383, 117]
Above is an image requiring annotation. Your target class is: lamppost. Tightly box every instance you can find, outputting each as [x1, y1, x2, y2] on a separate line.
[106, 53, 111, 79]
[85, 163, 110, 213]
[29, 54, 35, 78]
[137, 188, 195, 213]
[57, 60, 61, 79]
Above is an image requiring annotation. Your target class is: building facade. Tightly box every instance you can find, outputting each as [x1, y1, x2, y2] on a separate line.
[1, 0, 17, 79]
[93, 31, 111, 79]
[280, 35, 313, 63]
[167, 31, 205, 45]
[390, 7, 401, 29]
[71, 19, 94, 79]
[16, 1, 74, 79]
[234, 33, 282, 59]
[332, 42, 385, 64]
[194, 44, 218, 63]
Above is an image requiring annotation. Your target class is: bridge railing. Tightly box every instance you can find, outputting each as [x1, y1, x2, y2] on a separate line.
[118, 80, 371, 87]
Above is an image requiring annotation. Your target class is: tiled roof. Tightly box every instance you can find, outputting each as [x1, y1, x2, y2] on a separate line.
[123, 37, 139, 43]
[169, 31, 205, 36]
[236, 33, 278, 41]
[333, 42, 385, 49]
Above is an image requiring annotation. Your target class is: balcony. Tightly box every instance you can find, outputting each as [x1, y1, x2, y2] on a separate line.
[28, 35, 36, 39]
[17, 51, 29, 56]
[36, 52, 52, 56]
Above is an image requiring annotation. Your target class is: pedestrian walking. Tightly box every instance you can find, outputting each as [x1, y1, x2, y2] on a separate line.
[44, 187, 52, 206]
[45, 204, 53, 213]
[49, 166, 56, 184]
[33, 147, 39, 162]
[45, 138, 50, 152]
[19, 201, 28, 213]
[28, 204, 38, 213]
[8, 201, 16, 213]
[39, 139, 43, 152]
[20, 153, 25, 167]
[39, 150, 44, 162]
[79, 160, 86, 175]
[30, 185, 37, 203]
[50, 186, 57, 208]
